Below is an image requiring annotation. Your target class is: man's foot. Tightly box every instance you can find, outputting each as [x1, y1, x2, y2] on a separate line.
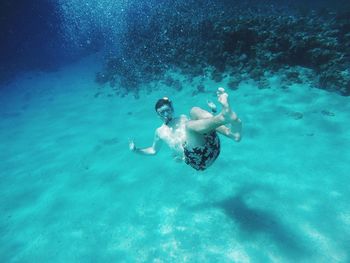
[216, 87, 237, 122]
[222, 125, 242, 142]
[216, 87, 242, 141]
[217, 87, 229, 109]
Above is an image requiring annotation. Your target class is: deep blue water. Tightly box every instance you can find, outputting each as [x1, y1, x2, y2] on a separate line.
[1, 0, 349, 83]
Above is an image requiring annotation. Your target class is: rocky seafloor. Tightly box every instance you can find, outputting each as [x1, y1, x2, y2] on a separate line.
[96, 4, 350, 97]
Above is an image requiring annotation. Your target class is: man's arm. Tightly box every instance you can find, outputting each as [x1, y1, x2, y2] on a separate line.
[129, 130, 163, 155]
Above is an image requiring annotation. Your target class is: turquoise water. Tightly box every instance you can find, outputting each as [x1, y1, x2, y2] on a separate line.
[1, 55, 350, 262]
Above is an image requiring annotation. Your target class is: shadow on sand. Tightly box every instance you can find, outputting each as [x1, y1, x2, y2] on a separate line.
[193, 184, 310, 260]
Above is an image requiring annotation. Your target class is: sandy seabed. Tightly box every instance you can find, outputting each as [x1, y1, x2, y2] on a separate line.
[1, 54, 350, 262]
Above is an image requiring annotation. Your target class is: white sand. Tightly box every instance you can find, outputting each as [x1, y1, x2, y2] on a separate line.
[1, 54, 349, 262]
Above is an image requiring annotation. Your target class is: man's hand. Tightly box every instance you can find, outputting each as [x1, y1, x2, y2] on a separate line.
[129, 139, 136, 151]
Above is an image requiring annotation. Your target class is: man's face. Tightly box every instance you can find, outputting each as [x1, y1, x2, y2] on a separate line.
[157, 104, 174, 122]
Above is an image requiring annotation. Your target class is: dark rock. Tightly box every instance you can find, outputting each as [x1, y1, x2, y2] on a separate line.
[285, 70, 302, 83]
[172, 80, 183, 91]
[212, 69, 223, 82]
[289, 112, 303, 120]
[250, 68, 262, 81]
[164, 76, 175, 86]
[258, 78, 270, 89]
[94, 92, 102, 98]
[197, 84, 205, 93]
[228, 78, 240, 90]
[321, 110, 335, 116]
[102, 138, 119, 145]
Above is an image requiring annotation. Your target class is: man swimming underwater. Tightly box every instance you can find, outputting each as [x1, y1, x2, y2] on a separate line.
[129, 87, 242, 171]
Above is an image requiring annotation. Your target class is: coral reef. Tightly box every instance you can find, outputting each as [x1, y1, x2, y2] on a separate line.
[96, 4, 350, 96]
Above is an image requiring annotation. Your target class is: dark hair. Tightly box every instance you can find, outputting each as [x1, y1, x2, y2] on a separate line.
[155, 97, 173, 112]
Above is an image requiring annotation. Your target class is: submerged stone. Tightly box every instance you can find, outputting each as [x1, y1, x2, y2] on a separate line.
[289, 112, 304, 120]
[321, 110, 335, 116]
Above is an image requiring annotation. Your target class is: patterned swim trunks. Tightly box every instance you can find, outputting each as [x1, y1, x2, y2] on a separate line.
[183, 131, 220, 171]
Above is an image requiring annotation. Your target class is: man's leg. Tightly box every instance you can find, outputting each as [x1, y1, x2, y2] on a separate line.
[189, 106, 240, 140]
[188, 89, 242, 141]
[185, 88, 241, 146]
[186, 110, 226, 134]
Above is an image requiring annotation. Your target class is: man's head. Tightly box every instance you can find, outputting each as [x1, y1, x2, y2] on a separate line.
[155, 97, 174, 124]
